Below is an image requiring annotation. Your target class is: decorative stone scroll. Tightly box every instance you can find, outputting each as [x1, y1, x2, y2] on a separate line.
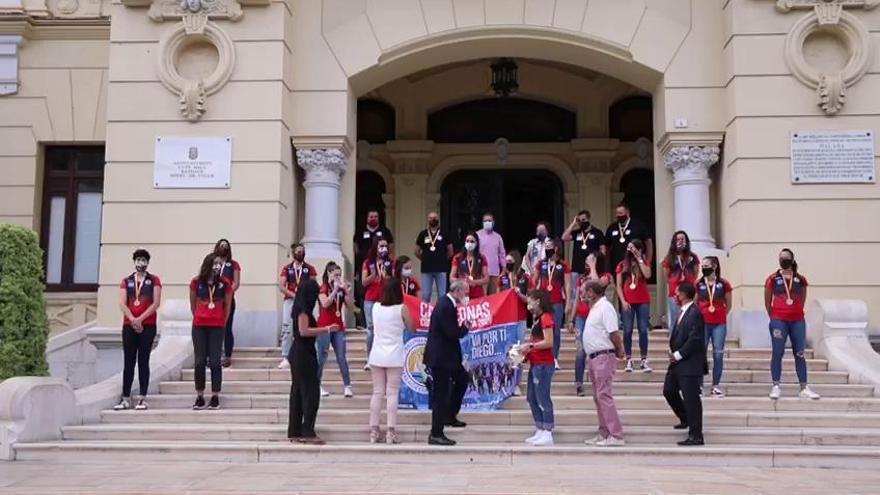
[777, 0, 875, 115]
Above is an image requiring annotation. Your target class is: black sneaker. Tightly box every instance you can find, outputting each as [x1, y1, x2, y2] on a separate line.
[208, 395, 220, 410]
[192, 396, 206, 410]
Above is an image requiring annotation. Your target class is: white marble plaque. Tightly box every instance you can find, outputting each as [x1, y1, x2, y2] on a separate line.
[790, 130, 875, 184]
[154, 136, 232, 188]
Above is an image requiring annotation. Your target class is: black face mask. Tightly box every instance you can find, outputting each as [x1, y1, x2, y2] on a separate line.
[702, 268, 714, 277]
[505, 263, 515, 272]
[780, 259, 793, 270]
[579, 220, 590, 228]
[616, 215, 628, 224]
[294, 253, 305, 262]
[545, 249, 555, 258]
[537, 233, 546, 241]
[428, 219, 439, 228]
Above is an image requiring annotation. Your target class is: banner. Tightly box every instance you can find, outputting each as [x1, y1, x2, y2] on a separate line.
[399, 290, 527, 411]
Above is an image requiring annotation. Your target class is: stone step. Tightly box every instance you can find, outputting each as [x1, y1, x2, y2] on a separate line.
[98, 408, 880, 429]
[180, 368, 850, 384]
[159, 380, 873, 397]
[15, 441, 879, 469]
[140, 394, 880, 413]
[59, 423, 880, 447]
[227, 356, 830, 372]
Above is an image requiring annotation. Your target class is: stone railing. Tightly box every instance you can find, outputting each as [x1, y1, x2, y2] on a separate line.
[44, 292, 98, 337]
[0, 299, 195, 460]
[807, 299, 880, 396]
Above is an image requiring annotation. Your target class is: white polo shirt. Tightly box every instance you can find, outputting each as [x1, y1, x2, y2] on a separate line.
[581, 297, 619, 355]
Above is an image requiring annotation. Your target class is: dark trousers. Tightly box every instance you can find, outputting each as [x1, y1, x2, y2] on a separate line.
[223, 299, 236, 358]
[289, 351, 320, 438]
[663, 368, 703, 439]
[193, 326, 224, 393]
[429, 365, 469, 437]
[122, 324, 157, 397]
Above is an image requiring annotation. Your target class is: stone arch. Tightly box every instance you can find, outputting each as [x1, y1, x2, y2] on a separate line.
[426, 153, 578, 196]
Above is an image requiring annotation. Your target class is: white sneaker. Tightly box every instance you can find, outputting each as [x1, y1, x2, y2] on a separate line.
[798, 385, 821, 400]
[277, 358, 290, 370]
[624, 359, 634, 373]
[134, 398, 148, 410]
[531, 430, 554, 447]
[596, 436, 625, 447]
[554, 359, 561, 371]
[320, 387, 330, 397]
[769, 384, 782, 400]
[344, 386, 353, 398]
[512, 385, 522, 396]
[584, 435, 605, 445]
[639, 359, 652, 373]
[113, 397, 130, 411]
[363, 364, 371, 371]
[710, 386, 725, 398]
[525, 430, 542, 444]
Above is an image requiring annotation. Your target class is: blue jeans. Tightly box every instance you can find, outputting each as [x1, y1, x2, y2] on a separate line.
[364, 300, 376, 355]
[704, 323, 727, 386]
[667, 296, 681, 331]
[551, 303, 565, 360]
[421, 272, 447, 303]
[527, 364, 555, 430]
[317, 331, 351, 386]
[574, 316, 587, 385]
[769, 319, 808, 385]
[622, 303, 650, 359]
[569, 272, 581, 301]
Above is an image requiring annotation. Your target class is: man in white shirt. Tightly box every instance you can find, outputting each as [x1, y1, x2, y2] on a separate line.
[580, 280, 626, 447]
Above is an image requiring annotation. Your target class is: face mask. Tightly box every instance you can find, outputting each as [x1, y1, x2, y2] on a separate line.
[401, 268, 413, 278]
[134, 260, 148, 272]
[780, 259, 793, 270]
[378, 247, 388, 257]
[536, 232, 546, 241]
[527, 301, 538, 313]
[579, 220, 590, 228]
[545, 249, 556, 258]
[367, 219, 379, 228]
[676, 241, 686, 251]
[616, 215, 628, 224]
[293, 252, 305, 262]
[702, 268, 714, 277]
[505, 262, 515, 271]
[219, 245, 229, 256]
[483, 221, 494, 231]
[428, 219, 439, 228]
[464, 242, 476, 252]
[460, 296, 470, 306]
[212, 263, 223, 273]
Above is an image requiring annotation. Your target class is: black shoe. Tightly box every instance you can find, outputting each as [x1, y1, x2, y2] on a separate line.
[192, 396, 206, 410]
[673, 422, 688, 430]
[221, 357, 232, 368]
[445, 418, 467, 428]
[678, 436, 704, 446]
[428, 435, 456, 446]
[208, 395, 220, 410]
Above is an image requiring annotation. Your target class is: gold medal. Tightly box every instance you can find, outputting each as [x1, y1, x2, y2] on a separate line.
[133, 300, 141, 307]
[629, 283, 636, 290]
[208, 303, 216, 309]
[430, 246, 436, 252]
[619, 237, 626, 244]
[547, 283, 553, 291]
[335, 310, 341, 317]
[133, 273, 145, 308]
[618, 219, 630, 244]
[786, 298, 794, 305]
[709, 305, 716, 313]
[207, 284, 216, 310]
[781, 272, 796, 307]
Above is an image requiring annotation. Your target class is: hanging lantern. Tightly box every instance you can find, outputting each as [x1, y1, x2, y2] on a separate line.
[490, 58, 518, 97]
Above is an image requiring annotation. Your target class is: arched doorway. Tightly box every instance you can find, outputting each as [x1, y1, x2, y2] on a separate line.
[441, 169, 564, 256]
[619, 167, 657, 281]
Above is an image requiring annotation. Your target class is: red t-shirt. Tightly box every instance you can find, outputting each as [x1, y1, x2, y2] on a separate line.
[765, 271, 808, 321]
[616, 261, 651, 305]
[280, 261, 316, 300]
[120, 273, 161, 325]
[533, 258, 571, 305]
[452, 253, 489, 298]
[527, 313, 556, 365]
[696, 277, 733, 325]
[662, 253, 700, 297]
[317, 283, 345, 328]
[190, 277, 232, 328]
[363, 258, 394, 302]
[401, 277, 420, 297]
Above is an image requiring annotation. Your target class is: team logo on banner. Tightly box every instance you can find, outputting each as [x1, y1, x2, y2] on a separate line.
[401, 336, 429, 394]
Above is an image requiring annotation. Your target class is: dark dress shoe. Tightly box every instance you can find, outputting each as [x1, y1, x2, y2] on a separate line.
[673, 422, 689, 430]
[445, 418, 467, 428]
[428, 435, 456, 446]
[677, 437, 705, 446]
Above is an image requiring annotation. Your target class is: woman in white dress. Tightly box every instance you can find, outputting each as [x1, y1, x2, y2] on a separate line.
[368, 278, 414, 444]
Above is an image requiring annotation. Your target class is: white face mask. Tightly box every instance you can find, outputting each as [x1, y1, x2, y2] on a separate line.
[402, 268, 413, 278]
[460, 295, 470, 306]
[483, 221, 493, 231]
[378, 247, 388, 257]
[465, 242, 476, 252]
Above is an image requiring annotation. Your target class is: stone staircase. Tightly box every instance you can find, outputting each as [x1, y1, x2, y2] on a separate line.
[14, 329, 880, 468]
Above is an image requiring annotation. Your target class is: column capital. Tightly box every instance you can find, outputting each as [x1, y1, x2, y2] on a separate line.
[662, 145, 720, 174]
[296, 148, 348, 177]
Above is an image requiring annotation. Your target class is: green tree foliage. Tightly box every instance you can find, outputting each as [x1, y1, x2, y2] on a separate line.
[0, 224, 49, 380]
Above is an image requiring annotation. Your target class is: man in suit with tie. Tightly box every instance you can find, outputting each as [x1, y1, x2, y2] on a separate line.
[663, 281, 708, 446]
[423, 279, 471, 446]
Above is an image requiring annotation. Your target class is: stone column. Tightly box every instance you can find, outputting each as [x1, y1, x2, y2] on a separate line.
[662, 144, 720, 255]
[296, 147, 349, 261]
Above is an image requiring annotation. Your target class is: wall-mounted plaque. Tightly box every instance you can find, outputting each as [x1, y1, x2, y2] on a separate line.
[791, 130, 875, 184]
[154, 136, 232, 188]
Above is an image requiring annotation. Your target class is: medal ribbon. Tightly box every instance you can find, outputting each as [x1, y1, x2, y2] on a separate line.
[547, 262, 557, 289]
[208, 283, 216, 308]
[466, 257, 475, 278]
[707, 279, 717, 309]
[427, 228, 440, 251]
[781, 272, 794, 303]
[618, 218, 631, 243]
[134, 274, 144, 305]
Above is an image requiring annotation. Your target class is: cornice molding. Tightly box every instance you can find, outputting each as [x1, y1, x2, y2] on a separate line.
[0, 18, 110, 40]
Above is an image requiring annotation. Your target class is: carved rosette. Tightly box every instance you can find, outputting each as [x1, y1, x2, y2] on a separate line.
[777, 0, 874, 115]
[663, 145, 720, 177]
[296, 148, 348, 185]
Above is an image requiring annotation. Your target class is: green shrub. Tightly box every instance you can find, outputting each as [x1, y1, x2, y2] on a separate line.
[0, 224, 49, 380]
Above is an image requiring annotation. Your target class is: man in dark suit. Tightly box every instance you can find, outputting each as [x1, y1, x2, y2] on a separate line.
[663, 281, 708, 446]
[423, 280, 470, 446]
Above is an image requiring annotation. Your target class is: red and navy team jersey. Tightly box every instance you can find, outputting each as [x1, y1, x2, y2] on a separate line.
[527, 313, 556, 365]
[190, 276, 232, 328]
[317, 283, 345, 328]
[120, 273, 161, 325]
[696, 277, 733, 325]
[401, 277, 420, 297]
[363, 258, 394, 302]
[533, 259, 571, 305]
[452, 253, 489, 298]
[765, 271, 808, 321]
[616, 261, 651, 305]
[219, 259, 241, 292]
[662, 253, 700, 297]
[280, 262, 316, 300]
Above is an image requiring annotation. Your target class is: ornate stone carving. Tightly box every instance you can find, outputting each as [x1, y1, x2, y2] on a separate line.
[296, 148, 348, 182]
[778, 0, 874, 115]
[55, 0, 79, 15]
[148, 0, 244, 23]
[663, 145, 720, 174]
[494, 137, 509, 166]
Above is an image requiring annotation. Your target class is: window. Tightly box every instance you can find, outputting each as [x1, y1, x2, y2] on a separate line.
[428, 98, 576, 143]
[40, 146, 105, 291]
[609, 96, 653, 142]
